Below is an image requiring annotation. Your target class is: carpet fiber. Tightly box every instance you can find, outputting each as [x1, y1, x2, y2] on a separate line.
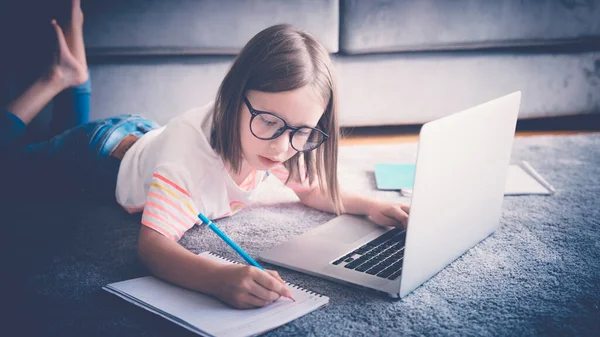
[3, 134, 599, 336]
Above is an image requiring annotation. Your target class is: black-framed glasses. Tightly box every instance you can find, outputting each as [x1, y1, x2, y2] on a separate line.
[243, 96, 329, 152]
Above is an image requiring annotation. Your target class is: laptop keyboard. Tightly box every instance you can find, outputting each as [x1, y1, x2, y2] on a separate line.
[331, 228, 406, 280]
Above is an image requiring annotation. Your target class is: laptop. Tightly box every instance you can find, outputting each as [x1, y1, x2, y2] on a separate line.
[259, 91, 522, 298]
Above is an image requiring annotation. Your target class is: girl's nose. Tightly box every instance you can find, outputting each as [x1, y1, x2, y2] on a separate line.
[269, 130, 291, 154]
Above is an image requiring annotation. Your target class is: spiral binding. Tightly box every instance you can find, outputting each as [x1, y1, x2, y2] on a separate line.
[206, 252, 325, 298]
[284, 282, 324, 298]
[207, 252, 237, 264]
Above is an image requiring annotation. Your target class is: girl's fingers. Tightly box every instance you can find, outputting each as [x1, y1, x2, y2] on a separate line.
[369, 213, 397, 227]
[248, 281, 281, 302]
[381, 205, 409, 228]
[254, 270, 293, 299]
[243, 293, 274, 308]
[267, 270, 286, 285]
[400, 203, 410, 215]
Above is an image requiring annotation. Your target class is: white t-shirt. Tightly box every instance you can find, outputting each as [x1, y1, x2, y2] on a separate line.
[115, 102, 311, 240]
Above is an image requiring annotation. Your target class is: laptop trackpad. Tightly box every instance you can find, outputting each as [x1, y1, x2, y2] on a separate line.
[315, 215, 381, 244]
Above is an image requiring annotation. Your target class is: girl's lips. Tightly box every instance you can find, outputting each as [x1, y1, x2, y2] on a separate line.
[258, 155, 280, 168]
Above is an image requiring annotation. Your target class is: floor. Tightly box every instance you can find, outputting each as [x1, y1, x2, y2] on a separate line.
[340, 129, 599, 146]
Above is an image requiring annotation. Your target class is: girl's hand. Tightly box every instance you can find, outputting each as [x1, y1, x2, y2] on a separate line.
[209, 264, 293, 309]
[49, 19, 88, 88]
[367, 201, 411, 229]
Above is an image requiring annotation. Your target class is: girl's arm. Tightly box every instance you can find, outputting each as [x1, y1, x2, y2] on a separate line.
[268, 162, 408, 226]
[137, 225, 223, 293]
[296, 187, 410, 228]
[296, 187, 374, 214]
[137, 225, 293, 309]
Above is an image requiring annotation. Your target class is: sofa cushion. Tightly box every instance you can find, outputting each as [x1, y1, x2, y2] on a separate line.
[340, 0, 600, 54]
[84, 0, 339, 55]
[335, 51, 600, 126]
[89, 56, 234, 125]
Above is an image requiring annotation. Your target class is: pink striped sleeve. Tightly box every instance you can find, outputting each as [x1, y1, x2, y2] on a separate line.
[141, 171, 199, 241]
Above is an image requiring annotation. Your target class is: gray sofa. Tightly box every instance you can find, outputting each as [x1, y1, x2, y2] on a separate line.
[81, 0, 600, 128]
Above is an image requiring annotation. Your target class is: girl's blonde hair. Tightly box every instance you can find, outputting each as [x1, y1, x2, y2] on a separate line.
[211, 24, 343, 214]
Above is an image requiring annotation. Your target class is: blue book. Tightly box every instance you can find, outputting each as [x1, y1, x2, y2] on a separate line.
[374, 163, 416, 190]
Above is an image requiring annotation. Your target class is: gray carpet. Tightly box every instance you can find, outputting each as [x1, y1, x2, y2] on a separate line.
[2, 133, 599, 336]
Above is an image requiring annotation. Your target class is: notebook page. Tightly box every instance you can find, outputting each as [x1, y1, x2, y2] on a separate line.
[505, 164, 552, 195]
[199, 252, 329, 336]
[214, 287, 327, 337]
[104, 252, 328, 337]
[104, 284, 207, 336]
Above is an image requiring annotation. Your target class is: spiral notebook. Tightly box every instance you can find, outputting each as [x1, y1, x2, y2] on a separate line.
[103, 252, 329, 337]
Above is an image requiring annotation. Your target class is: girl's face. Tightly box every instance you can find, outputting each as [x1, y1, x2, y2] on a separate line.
[240, 87, 326, 170]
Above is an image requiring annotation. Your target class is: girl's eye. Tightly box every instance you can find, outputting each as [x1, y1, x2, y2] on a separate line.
[259, 115, 278, 126]
[295, 127, 314, 137]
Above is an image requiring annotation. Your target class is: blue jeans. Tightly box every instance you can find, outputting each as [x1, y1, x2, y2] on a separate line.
[3, 115, 159, 201]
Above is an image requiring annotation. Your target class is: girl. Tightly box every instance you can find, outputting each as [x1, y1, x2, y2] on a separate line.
[3, 17, 410, 308]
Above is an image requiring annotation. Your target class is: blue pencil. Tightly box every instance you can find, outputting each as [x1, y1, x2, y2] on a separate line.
[197, 213, 265, 270]
[197, 213, 295, 302]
